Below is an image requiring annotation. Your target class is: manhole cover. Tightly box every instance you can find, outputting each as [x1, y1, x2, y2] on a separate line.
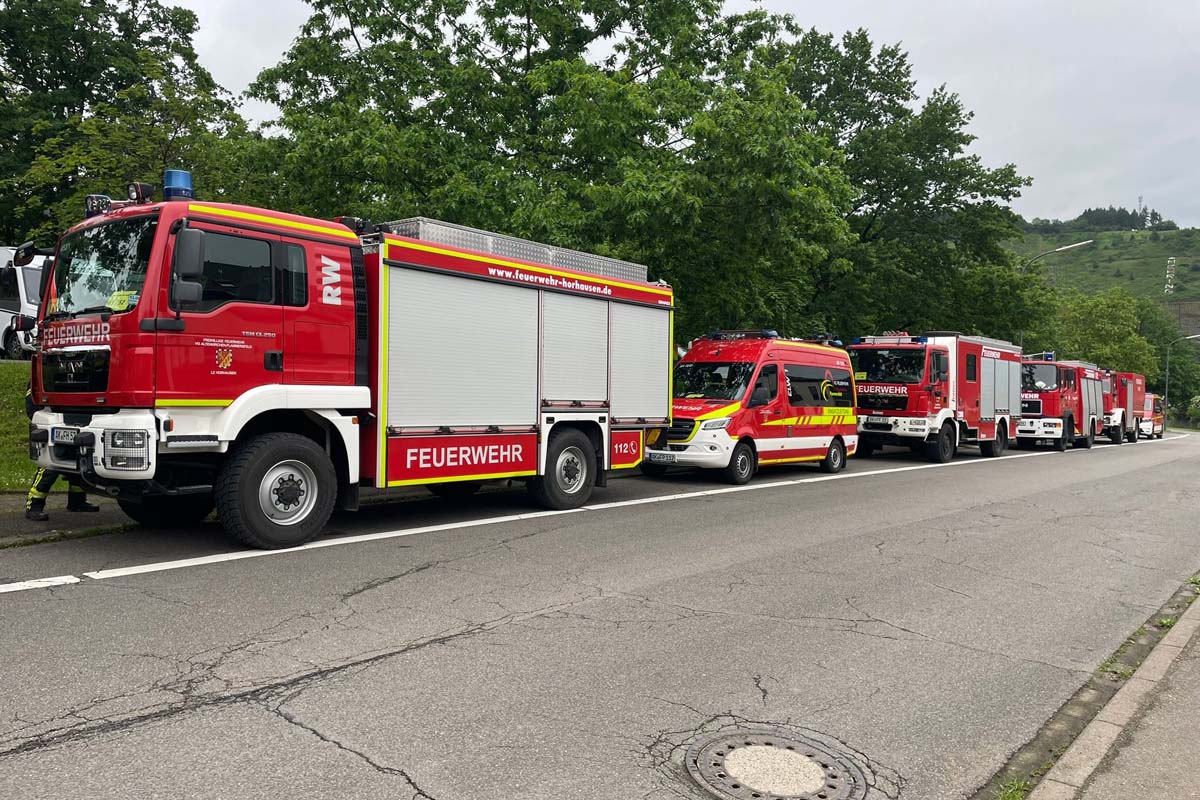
[686, 728, 868, 800]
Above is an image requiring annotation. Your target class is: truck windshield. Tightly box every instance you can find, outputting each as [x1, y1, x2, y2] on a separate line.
[50, 216, 158, 317]
[674, 361, 756, 400]
[1022, 363, 1058, 391]
[850, 348, 926, 384]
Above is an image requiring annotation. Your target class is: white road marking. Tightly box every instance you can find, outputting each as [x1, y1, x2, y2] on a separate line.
[0, 575, 80, 594]
[1, 434, 1191, 595]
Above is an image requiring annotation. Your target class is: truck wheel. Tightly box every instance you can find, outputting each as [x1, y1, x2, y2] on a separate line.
[215, 432, 337, 549]
[1075, 421, 1095, 449]
[118, 494, 214, 529]
[1108, 425, 1122, 444]
[820, 438, 846, 474]
[722, 440, 756, 484]
[528, 428, 596, 509]
[1055, 418, 1071, 451]
[982, 427, 1008, 458]
[925, 423, 956, 463]
[1125, 424, 1139, 443]
[638, 462, 670, 478]
[3, 331, 22, 361]
[427, 481, 482, 499]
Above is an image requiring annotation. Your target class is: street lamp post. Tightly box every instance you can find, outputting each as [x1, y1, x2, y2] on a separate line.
[1164, 333, 1200, 410]
[1017, 239, 1094, 349]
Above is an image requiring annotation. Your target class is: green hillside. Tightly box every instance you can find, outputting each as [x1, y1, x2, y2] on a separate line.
[1008, 228, 1200, 301]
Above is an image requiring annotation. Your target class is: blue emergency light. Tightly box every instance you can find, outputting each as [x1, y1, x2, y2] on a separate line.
[163, 169, 194, 201]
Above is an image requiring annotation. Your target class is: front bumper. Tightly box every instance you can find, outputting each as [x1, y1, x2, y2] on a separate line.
[644, 426, 735, 469]
[1017, 417, 1064, 439]
[858, 415, 933, 442]
[30, 408, 158, 481]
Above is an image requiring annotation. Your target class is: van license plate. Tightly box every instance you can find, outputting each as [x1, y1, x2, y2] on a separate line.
[646, 451, 676, 464]
[52, 427, 79, 444]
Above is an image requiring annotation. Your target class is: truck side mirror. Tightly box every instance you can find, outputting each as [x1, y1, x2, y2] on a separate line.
[173, 281, 203, 305]
[937, 370, 948, 382]
[748, 386, 770, 407]
[174, 228, 205, 279]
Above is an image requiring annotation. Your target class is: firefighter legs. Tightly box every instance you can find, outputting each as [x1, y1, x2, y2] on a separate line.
[26, 469, 99, 521]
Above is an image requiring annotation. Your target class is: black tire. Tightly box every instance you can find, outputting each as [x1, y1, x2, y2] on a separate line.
[1075, 421, 1095, 449]
[527, 428, 596, 509]
[1126, 424, 1139, 443]
[925, 423, 956, 463]
[1108, 425, 1122, 444]
[3, 331, 22, 361]
[981, 426, 1008, 458]
[1054, 417, 1071, 451]
[427, 480, 482, 499]
[118, 494, 214, 529]
[722, 440, 756, 484]
[214, 432, 337, 549]
[820, 438, 846, 474]
[1016, 438, 1032, 450]
[638, 462, 670, 478]
[857, 442, 876, 458]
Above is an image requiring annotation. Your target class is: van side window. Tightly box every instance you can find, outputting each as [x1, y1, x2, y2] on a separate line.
[786, 365, 855, 407]
[193, 232, 274, 312]
[282, 244, 307, 307]
[753, 364, 778, 402]
[0, 268, 18, 312]
[966, 354, 978, 382]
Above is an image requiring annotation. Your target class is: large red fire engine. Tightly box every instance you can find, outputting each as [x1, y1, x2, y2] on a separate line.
[1016, 355, 1104, 450]
[642, 330, 857, 483]
[1099, 369, 1146, 444]
[848, 332, 1022, 462]
[21, 174, 673, 548]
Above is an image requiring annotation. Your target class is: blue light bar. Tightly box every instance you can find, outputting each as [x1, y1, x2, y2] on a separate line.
[163, 169, 194, 202]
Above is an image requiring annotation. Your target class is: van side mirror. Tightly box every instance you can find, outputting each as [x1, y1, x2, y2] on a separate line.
[174, 228, 205, 279]
[748, 386, 770, 407]
[12, 241, 36, 267]
[14, 314, 35, 332]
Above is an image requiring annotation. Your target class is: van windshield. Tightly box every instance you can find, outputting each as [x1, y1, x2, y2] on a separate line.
[674, 361, 756, 401]
[850, 348, 926, 384]
[1022, 363, 1058, 391]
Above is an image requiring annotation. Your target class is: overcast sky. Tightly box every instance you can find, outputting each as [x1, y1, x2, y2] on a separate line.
[175, 0, 1200, 226]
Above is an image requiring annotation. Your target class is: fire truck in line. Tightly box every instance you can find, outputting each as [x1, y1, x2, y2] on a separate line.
[848, 332, 1022, 463]
[19, 173, 673, 548]
[642, 330, 857, 483]
[1016, 355, 1104, 450]
[1141, 393, 1164, 439]
[1100, 370, 1146, 444]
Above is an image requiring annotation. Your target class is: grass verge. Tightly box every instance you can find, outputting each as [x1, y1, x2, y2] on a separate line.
[0, 360, 33, 492]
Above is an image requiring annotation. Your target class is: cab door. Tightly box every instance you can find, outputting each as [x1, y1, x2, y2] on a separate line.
[155, 222, 283, 407]
[928, 348, 950, 414]
[745, 363, 785, 458]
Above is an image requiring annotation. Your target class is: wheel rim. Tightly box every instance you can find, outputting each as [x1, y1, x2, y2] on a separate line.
[830, 443, 843, 470]
[258, 460, 318, 526]
[941, 430, 953, 458]
[735, 448, 752, 478]
[555, 445, 588, 495]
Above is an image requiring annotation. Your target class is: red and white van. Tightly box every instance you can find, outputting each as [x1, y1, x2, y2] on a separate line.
[1140, 393, 1165, 439]
[642, 331, 857, 483]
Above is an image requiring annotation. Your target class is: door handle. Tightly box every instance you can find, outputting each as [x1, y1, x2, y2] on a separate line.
[264, 351, 284, 372]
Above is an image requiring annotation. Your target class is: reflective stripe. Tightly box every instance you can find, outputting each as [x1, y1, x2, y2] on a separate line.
[188, 204, 358, 240]
[155, 399, 232, 407]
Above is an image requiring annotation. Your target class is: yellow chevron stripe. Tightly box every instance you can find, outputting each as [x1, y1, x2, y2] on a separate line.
[189, 204, 358, 240]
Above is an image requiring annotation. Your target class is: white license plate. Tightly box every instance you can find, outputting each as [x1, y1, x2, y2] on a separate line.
[52, 427, 79, 444]
[646, 451, 677, 464]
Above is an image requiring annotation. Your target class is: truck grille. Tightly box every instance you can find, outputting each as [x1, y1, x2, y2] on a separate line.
[1021, 398, 1042, 416]
[41, 350, 109, 393]
[857, 394, 908, 411]
[667, 417, 697, 441]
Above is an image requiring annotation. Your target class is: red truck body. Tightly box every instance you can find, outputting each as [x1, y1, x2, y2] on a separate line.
[27, 194, 673, 547]
[1100, 370, 1146, 444]
[849, 332, 1022, 462]
[1016, 356, 1104, 449]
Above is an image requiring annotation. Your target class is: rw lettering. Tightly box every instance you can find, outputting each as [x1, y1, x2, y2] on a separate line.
[320, 255, 342, 305]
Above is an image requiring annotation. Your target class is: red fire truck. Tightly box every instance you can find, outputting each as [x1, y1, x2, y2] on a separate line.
[1100, 369, 1146, 444]
[848, 332, 1022, 462]
[1140, 393, 1164, 439]
[642, 331, 857, 482]
[20, 174, 673, 548]
[1016, 355, 1104, 450]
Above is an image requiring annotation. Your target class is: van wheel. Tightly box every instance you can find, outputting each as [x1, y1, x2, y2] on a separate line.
[215, 432, 337, 549]
[925, 423, 956, 463]
[3, 331, 22, 361]
[427, 481, 482, 499]
[820, 439, 846, 474]
[639, 462, 670, 478]
[118, 494, 214, 529]
[723, 440, 756, 485]
[528, 428, 596, 509]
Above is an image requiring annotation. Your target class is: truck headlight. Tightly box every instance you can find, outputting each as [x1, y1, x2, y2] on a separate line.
[701, 418, 733, 430]
[105, 429, 150, 471]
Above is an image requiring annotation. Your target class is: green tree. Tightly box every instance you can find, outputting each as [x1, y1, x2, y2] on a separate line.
[1053, 288, 1159, 377]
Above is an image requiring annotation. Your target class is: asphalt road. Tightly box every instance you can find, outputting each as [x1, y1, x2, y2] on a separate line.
[1, 435, 1197, 800]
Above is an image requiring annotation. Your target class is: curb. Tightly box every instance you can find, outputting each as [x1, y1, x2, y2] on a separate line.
[1027, 587, 1200, 799]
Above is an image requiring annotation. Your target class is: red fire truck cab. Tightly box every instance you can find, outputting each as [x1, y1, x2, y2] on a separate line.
[25, 176, 673, 548]
[1016, 355, 1104, 450]
[848, 332, 1022, 462]
[642, 331, 857, 483]
[1140, 393, 1165, 439]
[1100, 370, 1146, 444]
